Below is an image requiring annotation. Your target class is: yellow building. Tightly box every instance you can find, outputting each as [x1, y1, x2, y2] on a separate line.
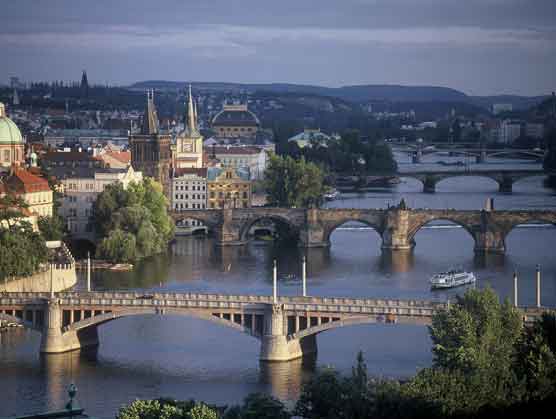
[207, 167, 252, 209]
[0, 168, 54, 218]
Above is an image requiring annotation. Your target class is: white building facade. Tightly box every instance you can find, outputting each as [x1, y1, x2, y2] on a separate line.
[57, 166, 142, 239]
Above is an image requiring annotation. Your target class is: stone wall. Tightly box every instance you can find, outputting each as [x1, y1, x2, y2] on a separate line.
[0, 264, 77, 293]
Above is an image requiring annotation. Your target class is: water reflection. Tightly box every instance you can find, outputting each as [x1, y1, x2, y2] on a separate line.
[379, 251, 415, 273]
[259, 356, 316, 402]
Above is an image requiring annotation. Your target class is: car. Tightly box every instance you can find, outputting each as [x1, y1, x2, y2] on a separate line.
[136, 294, 154, 300]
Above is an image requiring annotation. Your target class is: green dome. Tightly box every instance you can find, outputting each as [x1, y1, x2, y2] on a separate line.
[0, 103, 23, 145]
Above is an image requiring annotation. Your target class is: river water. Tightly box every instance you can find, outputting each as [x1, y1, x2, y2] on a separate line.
[1, 158, 556, 417]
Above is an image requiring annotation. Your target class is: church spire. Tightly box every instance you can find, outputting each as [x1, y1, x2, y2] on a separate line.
[193, 100, 198, 132]
[142, 89, 159, 135]
[185, 84, 200, 137]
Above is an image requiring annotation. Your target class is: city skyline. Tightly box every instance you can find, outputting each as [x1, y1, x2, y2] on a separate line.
[1, 0, 555, 97]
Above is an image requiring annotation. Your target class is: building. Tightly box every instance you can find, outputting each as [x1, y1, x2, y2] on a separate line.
[130, 91, 172, 196]
[173, 85, 203, 169]
[207, 167, 251, 209]
[211, 103, 260, 138]
[41, 151, 103, 171]
[287, 128, 334, 149]
[492, 103, 513, 115]
[53, 165, 142, 239]
[0, 168, 53, 218]
[0, 103, 25, 171]
[499, 120, 523, 144]
[206, 145, 267, 180]
[171, 168, 207, 211]
[525, 123, 545, 139]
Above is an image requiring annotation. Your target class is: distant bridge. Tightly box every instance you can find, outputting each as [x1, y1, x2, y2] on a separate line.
[392, 144, 546, 164]
[0, 292, 549, 361]
[169, 207, 556, 253]
[398, 169, 548, 192]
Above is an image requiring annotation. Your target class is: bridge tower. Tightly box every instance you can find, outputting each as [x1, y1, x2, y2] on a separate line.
[260, 304, 317, 362]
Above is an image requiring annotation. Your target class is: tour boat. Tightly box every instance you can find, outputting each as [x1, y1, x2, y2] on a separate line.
[430, 268, 476, 289]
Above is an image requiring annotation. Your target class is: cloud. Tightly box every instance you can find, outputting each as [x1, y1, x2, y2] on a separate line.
[2, 23, 554, 52]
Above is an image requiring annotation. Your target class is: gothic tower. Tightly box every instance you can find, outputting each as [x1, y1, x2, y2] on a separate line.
[80, 70, 89, 98]
[130, 90, 172, 196]
[174, 85, 203, 168]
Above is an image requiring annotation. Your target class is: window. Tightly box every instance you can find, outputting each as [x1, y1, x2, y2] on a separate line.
[3, 150, 10, 162]
[210, 192, 215, 198]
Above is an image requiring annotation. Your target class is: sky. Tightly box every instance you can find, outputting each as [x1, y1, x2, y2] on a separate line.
[1, 0, 555, 96]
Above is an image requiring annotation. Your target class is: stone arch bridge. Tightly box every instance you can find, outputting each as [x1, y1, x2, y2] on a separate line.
[0, 292, 548, 361]
[399, 169, 548, 193]
[170, 207, 556, 254]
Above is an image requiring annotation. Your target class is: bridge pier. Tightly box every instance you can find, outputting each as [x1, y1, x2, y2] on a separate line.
[39, 299, 99, 354]
[260, 304, 317, 362]
[299, 208, 330, 248]
[476, 150, 487, 164]
[381, 209, 415, 251]
[498, 177, 513, 193]
[412, 150, 423, 164]
[423, 175, 436, 193]
[473, 230, 506, 255]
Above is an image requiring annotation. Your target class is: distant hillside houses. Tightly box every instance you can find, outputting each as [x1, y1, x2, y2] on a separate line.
[288, 129, 339, 149]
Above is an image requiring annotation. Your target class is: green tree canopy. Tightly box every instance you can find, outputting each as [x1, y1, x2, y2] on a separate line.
[93, 178, 174, 263]
[0, 221, 48, 282]
[263, 155, 325, 208]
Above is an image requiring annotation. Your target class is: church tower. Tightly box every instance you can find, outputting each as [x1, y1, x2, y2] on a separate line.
[130, 90, 172, 196]
[174, 85, 203, 168]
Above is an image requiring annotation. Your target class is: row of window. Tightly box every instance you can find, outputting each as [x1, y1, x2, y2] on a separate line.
[209, 191, 248, 199]
[174, 194, 205, 200]
[174, 203, 206, 209]
[209, 200, 249, 208]
[218, 127, 255, 132]
[174, 184, 205, 191]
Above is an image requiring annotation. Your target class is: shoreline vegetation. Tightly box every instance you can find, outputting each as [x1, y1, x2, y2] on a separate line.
[115, 288, 556, 419]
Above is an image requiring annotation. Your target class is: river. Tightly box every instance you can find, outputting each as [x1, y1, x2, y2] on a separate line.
[1, 159, 555, 417]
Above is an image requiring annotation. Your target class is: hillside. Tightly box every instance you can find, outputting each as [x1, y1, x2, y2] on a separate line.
[129, 81, 469, 103]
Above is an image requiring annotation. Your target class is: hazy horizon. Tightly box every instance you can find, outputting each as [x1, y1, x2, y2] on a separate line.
[1, 0, 555, 97]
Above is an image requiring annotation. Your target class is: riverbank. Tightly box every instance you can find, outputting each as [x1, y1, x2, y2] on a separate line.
[75, 260, 134, 271]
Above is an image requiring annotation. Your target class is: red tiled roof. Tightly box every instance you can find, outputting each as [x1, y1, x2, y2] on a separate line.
[5, 169, 51, 193]
[104, 151, 131, 164]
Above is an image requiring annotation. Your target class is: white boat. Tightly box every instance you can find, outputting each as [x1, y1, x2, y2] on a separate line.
[430, 268, 476, 289]
[324, 189, 340, 201]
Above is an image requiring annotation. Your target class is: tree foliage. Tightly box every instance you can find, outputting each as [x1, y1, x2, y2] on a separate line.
[291, 130, 397, 174]
[93, 178, 174, 263]
[116, 399, 218, 419]
[263, 154, 325, 208]
[0, 221, 48, 282]
[38, 215, 66, 241]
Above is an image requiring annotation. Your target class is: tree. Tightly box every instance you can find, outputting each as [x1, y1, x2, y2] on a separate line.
[515, 313, 556, 400]
[187, 403, 219, 419]
[38, 215, 65, 241]
[403, 288, 524, 416]
[0, 194, 48, 281]
[225, 393, 290, 419]
[264, 155, 325, 208]
[93, 178, 174, 263]
[295, 368, 346, 419]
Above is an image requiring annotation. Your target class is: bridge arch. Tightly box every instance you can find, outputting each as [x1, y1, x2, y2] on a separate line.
[239, 215, 300, 243]
[434, 174, 501, 192]
[65, 308, 263, 340]
[503, 218, 556, 239]
[324, 219, 384, 245]
[407, 217, 477, 247]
